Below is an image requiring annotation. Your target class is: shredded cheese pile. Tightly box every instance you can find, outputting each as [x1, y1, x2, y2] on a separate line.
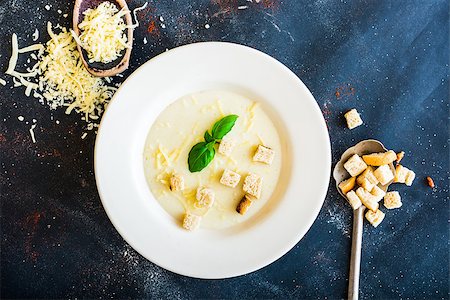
[42, 23, 115, 120]
[73, 1, 131, 63]
[5, 22, 117, 125]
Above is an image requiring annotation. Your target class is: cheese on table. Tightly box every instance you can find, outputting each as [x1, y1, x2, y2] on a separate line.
[4, 23, 117, 127]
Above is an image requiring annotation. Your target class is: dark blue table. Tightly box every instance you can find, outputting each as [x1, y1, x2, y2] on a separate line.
[1, 0, 448, 299]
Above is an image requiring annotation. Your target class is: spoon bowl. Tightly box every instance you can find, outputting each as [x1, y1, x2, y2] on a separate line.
[333, 139, 395, 198]
[73, 0, 133, 77]
[333, 139, 395, 300]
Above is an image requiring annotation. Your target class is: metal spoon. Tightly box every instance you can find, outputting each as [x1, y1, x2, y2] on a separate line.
[73, 0, 133, 77]
[333, 140, 395, 300]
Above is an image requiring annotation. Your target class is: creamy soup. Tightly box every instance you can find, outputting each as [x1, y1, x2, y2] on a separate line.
[143, 90, 282, 229]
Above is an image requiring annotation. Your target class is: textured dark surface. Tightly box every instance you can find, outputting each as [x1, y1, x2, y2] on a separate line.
[0, 0, 449, 299]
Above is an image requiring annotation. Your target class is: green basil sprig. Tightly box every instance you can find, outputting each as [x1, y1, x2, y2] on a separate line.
[188, 115, 238, 173]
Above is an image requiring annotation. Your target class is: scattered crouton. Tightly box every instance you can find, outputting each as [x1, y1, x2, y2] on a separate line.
[346, 190, 362, 210]
[196, 187, 215, 209]
[394, 165, 408, 183]
[427, 176, 435, 188]
[253, 145, 275, 165]
[243, 173, 262, 199]
[344, 109, 363, 129]
[182, 212, 201, 231]
[356, 187, 379, 212]
[396, 151, 405, 163]
[365, 209, 385, 227]
[362, 150, 397, 166]
[384, 191, 402, 209]
[394, 165, 415, 185]
[170, 173, 185, 191]
[220, 169, 241, 188]
[236, 195, 253, 215]
[357, 167, 379, 191]
[370, 185, 386, 202]
[344, 154, 368, 177]
[218, 139, 235, 156]
[405, 170, 415, 186]
[373, 165, 395, 185]
[339, 177, 356, 194]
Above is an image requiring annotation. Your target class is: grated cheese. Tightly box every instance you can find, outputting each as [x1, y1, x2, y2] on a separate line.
[4, 23, 117, 130]
[32, 29, 39, 41]
[227, 156, 238, 165]
[72, 1, 131, 63]
[158, 144, 171, 165]
[13, 77, 21, 87]
[246, 102, 259, 131]
[169, 149, 180, 163]
[257, 134, 265, 145]
[155, 152, 162, 169]
[216, 99, 225, 116]
[6, 34, 19, 75]
[0, 79, 6, 86]
[18, 44, 44, 53]
[29, 124, 37, 143]
[41, 23, 116, 120]
[154, 145, 173, 170]
[132, 2, 148, 28]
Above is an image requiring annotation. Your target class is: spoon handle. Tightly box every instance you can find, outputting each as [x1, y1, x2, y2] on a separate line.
[348, 206, 365, 300]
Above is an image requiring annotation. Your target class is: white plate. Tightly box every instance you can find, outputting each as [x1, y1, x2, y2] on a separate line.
[95, 42, 331, 279]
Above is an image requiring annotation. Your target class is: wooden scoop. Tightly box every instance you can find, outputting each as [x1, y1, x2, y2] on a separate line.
[333, 139, 395, 300]
[73, 0, 133, 77]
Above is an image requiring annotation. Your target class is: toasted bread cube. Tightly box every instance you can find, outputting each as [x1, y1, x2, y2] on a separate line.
[356, 187, 379, 212]
[196, 187, 215, 209]
[365, 209, 385, 227]
[339, 177, 356, 194]
[405, 170, 415, 186]
[396, 151, 405, 163]
[373, 165, 394, 185]
[236, 195, 253, 215]
[344, 109, 363, 129]
[218, 139, 235, 156]
[243, 173, 262, 199]
[357, 167, 379, 191]
[346, 190, 362, 210]
[370, 185, 386, 202]
[362, 150, 397, 166]
[170, 173, 185, 191]
[393, 165, 409, 183]
[182, 212, 201, 231]
[220, 169, 241, 188]
[384, 191, 402, 209]
[253, 145, 275, 165]
[344, 154, 368, 177]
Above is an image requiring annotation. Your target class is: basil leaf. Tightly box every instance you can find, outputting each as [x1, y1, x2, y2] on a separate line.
[211, 115, 238, 140]
[187, 115, 238, 173]
[204, 131, 214, 143]
[188, 141, 215, 172]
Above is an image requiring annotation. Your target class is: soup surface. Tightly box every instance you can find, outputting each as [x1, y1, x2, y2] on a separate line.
[143, 90, 282, 229]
